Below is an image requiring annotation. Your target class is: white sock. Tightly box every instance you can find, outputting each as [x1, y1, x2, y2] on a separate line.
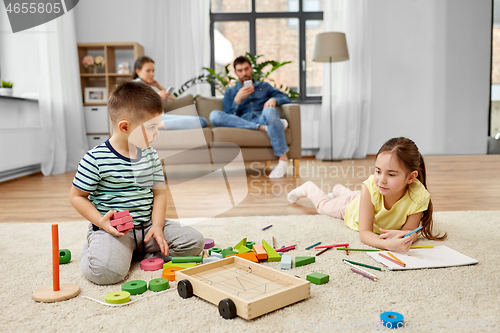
[326, 193, 334, 200]
[281, 119, 288, 130]
[287, 183, 307, 203]
[269, 160, 288, 178]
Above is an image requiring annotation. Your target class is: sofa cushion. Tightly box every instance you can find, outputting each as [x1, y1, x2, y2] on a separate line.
[151, 127, 212, 150]
[212, 127, 292, 147]
[195, 95, 223, 126]
[163, 94, 195, 113]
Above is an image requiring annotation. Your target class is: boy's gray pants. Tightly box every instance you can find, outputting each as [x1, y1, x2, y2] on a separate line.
[81, 219, 205, 285]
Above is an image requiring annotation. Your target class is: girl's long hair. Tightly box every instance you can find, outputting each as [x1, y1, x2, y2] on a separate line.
[377, 137, 447, 240]
[133, 56, 155, 80]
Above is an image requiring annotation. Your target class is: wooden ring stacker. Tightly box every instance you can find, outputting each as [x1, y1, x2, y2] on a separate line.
[122, 280, 147, 295]
[162, 267, 184, 281]
[204, 238, 215, 249]
[32, 224, 80, 302]
[59, 249, 71, 264]
[105, 291, 131, 304]
[140, 258, 164, 271]
[149, 278, 170, 292]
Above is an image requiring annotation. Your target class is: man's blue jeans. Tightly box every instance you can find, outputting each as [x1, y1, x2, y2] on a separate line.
[161, 114, 208, 130]
[209, 107, 289, 157]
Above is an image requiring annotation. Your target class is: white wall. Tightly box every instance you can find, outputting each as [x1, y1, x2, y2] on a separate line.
[367, 0, 491, 155]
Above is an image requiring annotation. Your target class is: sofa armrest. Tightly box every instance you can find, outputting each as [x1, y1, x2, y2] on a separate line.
[280, 103, 301, 160]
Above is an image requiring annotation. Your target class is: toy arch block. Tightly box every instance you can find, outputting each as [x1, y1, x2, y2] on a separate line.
[262, 239, 281, 262]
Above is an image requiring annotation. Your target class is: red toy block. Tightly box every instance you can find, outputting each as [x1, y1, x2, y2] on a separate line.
[112, 210, 130, 220]
[111, 215, 133, 227]
[116, 221, 134, 232]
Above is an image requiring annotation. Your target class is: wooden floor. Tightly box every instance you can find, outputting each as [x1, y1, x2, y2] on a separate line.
[0, 155, 499, 223]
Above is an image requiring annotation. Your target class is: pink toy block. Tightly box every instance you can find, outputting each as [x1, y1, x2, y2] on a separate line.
[111, 215, 133, 227]
[116, 221, 134, 232]
[140, 258, 164, 271]
[112, 210, 130, 220]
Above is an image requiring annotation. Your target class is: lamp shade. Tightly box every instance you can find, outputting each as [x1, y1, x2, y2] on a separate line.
[312, 32, 349, 63]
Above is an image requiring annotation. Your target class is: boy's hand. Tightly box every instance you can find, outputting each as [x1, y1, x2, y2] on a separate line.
[379, 229, 409, 240]
[98, 210, 130, 237]
[144, 225, 169, 255]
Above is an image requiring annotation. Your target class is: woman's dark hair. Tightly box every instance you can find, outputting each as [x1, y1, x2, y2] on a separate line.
[377, 137, 447, 241]
[133, 56, 155, 80]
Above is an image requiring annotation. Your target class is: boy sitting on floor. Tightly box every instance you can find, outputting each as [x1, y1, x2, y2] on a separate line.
[70, 81, 204, 285]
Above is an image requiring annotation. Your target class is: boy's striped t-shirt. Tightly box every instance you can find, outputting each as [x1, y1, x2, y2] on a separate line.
[72, 140, 165, 225]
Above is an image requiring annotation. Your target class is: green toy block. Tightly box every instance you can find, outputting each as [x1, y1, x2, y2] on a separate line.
[306, 272, 329, 285]
[295, 256, 315, 267]
[234, 238, 247, 251]
[262, 239, 281, 262]
[237, 245, 252, 254]
[221, 247, 238, 258]
[163, 261, 197, 269]
[209, 247, 222, 255]
[172, 256, 202, 263]
[246, 241, 255, 248]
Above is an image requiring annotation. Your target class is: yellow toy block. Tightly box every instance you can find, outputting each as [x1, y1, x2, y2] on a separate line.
[262, 239, 281, 262]
[163, 261, 197, 270]
[237, 245, 252, 254]
[234, 238, 247, 251]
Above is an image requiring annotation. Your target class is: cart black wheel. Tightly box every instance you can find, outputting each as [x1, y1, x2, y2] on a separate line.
[177, 280, 193, 298]
[218, 298, 237, 319]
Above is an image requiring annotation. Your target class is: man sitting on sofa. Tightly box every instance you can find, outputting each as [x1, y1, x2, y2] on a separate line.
[209, 56, 291, 178]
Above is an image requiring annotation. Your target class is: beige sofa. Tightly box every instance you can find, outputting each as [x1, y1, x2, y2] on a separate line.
[151, 94, 301, 176]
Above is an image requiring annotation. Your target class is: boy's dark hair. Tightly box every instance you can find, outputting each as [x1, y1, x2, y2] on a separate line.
[108, 81, 163, 124]
[133, 56, 155, 80]
[233, 56, 252, 69]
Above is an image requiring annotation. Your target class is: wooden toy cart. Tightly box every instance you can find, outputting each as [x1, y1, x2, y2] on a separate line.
[175, 256, 310, 320]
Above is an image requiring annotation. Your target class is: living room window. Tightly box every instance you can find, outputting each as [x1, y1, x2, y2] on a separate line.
[210, 0, 324, 102]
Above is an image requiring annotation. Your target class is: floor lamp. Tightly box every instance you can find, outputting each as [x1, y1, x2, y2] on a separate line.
[313, 32, 349, 162]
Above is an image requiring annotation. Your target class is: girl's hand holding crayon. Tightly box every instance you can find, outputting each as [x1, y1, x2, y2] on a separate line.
[379, 228, 409, 240]
[144, 225, 169, 256]
[386, 236, 413, 253]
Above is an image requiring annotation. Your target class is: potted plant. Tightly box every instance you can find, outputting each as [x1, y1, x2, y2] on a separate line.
[174, 52, 300, 99]
[0, 81, 13, 96]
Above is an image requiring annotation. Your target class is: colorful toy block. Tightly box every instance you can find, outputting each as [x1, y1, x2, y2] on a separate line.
[116, 221, 134, 232]
[262, 239, 281, 262]
[295, 256, 315, 267]
[163, 261, 197, 269]
[172, 256, 203, 263]
[209, 247, 222, 255]
[162, 267, 184, 281]
[112, 210, 129, 220]
[280, 255, 292, 270]
[59, 249, 71, 264]
[110, 215, 133, 227]
[203, 257, 221, 264]
[236, 245, 252, 254]
[221, 247, 238, 258]
[252, 244, 268, 260]
[105, 291, 130, 304]
[227, 252, 259, 262]
[210, 252, 224, 259]
[246, 241, 255, 248]
[234, 238, 247, 251]
[306, 272, 329, 285]
[140, 257, 164, 271]
[204, 238, 215, 249]
[122, 280, 147, 295]
[149, 278, 169, 292]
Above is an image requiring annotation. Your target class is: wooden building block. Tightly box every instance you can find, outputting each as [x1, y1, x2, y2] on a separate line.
[112, 210, 130, 220]
[237, 245, 252, 254]
[210, 252, 224, 259]
[306, 272, 329, 285]
[234, 238, 247, 251]
[163, 261, 197, 269]
[221, 247, 238, 258]
[227, 252, 259, 262]
[111, 215, 133, 227]
[203, 257, 221, 264]
[172, 256, 203, 263]
[262, 239, 281, 262]
[280, 255, 292, 270]
[116, 221, 134, 232]
[252, 244, 268, 260]
[295, 256, 315, 267]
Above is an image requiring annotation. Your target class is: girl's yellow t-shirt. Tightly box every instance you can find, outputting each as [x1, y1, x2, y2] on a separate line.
[344, 175, 430, 233]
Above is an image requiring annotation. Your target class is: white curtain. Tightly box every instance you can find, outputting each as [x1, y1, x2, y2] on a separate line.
[147, 0, 211, 97]
[316, 0, 371, 160]
[37, 11, 88, 175]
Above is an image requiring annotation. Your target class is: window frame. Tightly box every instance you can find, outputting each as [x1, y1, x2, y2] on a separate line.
[210, 0, 323, 103]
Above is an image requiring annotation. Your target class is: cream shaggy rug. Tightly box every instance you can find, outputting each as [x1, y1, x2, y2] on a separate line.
[1, 211, 499, 333]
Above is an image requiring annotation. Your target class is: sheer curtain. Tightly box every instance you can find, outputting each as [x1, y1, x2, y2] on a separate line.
[316, 0, 371, 160]
[147, 0, 211, 97]
[37, 10, 88, 175]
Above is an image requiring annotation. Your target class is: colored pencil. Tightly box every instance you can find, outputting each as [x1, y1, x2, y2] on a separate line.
[410, 246, 434, 249]
[279, 245, 296, 252]
[305, 242, 321, 250]
[379, 253, 405, 267]
[316, 247, 330, 256]
[315, 243, 349, 249]
[350, 267, 377, 282]
[343, 260, 378, 279]
[344, 245, 349, 255]
[336, 248, 380, 252]
[272, 237, 276, 249]
[343, 259, 386, 272]
[403, 226, 422, 238]
[262, 224, 273, 231]
[387, 252, 406, 266]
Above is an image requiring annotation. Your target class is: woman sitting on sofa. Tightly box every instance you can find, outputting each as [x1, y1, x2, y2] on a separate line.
[133, 56, 207, 130]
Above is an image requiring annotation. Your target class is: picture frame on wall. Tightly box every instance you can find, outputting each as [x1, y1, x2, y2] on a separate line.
[84, 87, 107, 104]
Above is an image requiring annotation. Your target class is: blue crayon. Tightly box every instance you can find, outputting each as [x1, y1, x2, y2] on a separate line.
[402, 226, 422, 238]
[305, 241, 321, 250]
